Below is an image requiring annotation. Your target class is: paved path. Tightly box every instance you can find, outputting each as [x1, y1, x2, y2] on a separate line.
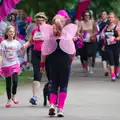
[0, 58, 120, 120]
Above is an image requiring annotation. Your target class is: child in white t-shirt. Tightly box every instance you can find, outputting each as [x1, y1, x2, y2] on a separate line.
[0, 25, 25, 108]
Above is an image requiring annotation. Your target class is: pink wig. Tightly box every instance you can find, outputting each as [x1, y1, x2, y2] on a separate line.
[57, 10, 70, 20]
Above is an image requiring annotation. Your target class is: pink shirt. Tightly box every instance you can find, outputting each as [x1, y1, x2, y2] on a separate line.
[32, 26, 44, 51]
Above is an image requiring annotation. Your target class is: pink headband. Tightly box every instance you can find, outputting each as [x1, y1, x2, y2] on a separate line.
[57, 10, 69, 20]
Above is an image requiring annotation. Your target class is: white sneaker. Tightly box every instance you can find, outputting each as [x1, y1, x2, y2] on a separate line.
[49, 104, 55, 116]
[89, 67, 94, 74]
[57, 108, 64, 117]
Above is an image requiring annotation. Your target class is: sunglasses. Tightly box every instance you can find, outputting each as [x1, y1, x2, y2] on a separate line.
[36, 19, 45, 21]
[40, 16, 46, 19]
[36, 16, 45, 19]
[84, 14, 90, 16]
[36, 18, 45, 21]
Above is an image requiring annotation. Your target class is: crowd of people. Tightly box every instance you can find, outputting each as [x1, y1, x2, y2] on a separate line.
[0, 9, 34, 71]
[75, 10, 120, 82]
[0, 8, 120, 117]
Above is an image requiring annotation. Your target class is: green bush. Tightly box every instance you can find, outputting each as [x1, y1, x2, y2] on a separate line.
[0, 71, 33, 95]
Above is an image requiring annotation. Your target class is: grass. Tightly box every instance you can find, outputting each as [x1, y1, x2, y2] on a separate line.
[0, 71, 33, 95]
[18, 71, 33, 85]
[0, 80, 5, 95]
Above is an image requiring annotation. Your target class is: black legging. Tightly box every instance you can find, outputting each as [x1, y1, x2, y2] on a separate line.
[100, 50, 108, 61]
[78, 42, 97, 66]
[105, 44, 119, 66]
[98, 42, 108, 62]
[31, 50, 42, 81]
[45, 56, 51, 82]
[5, 73, 18, 100]
[27, 46, 31, 62]
[48, 40, 71, 94]
[32, 50, 52, 82]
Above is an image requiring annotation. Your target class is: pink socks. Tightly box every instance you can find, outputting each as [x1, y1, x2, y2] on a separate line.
[50, 92, 67, 109]
[115, 67, 119, 74]
[110, 73, 116, 79]
[58, 92, 67, 109]
[50, 93, 57, 105]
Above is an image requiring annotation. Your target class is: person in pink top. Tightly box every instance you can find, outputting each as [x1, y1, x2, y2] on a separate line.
[40, 10, 77, 117]
[23, 12, 49, 105]
[102, 13, 120, 81]
[0, 25, 25, 108]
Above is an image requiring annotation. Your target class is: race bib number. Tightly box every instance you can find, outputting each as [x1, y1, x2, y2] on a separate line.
[107, 37, 116, 45]
[85, 33, 91, 41]
[33, 31, 44, 41]
[5, 51, 16, 60]
[83, 33, 90, 42]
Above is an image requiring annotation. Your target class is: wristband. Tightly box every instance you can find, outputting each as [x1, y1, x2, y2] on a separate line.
[40, 62, 45, 68]
[114, 38, 117, 41]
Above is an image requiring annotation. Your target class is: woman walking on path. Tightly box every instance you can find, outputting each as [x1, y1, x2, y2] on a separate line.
[102, 13, 120, 81]
[40, 10, 77, 117]
[23, 12, 50, 105]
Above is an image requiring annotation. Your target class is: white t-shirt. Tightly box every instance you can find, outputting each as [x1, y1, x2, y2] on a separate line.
[0, 21, 7, 39]
[0, 40, 22, 67]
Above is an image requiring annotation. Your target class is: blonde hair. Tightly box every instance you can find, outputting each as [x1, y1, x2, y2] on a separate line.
[5, 25, 16, 39]
[52, 14, 71, 36]
[109, 12, 119, 24]
[52, 15, 65, 36]
[109, 12, 115, 16]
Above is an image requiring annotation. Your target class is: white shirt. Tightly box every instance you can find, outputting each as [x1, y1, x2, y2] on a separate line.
[0, 20, 7, 39]
[0, 40, 22, 67]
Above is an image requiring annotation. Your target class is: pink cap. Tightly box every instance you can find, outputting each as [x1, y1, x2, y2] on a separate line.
[57, 10, 70, 20]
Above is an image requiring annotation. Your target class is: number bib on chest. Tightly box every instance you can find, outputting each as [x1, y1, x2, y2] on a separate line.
[85, 33, 91, 42]
[106, 37, 116, 45]
[5, 51, 16, 60]
[83, 33, 91, 42]
[33, 31, 44, 41]
[105, 30, 116, 45]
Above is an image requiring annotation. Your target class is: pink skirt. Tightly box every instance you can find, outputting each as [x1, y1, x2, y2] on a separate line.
[1, 64, 21, 77]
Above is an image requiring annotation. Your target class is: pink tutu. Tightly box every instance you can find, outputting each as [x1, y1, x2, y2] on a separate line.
[1, 64, 21, 77]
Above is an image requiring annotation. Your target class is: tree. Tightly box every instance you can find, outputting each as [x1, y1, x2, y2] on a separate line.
[16, 0, 77, 20]
[16, 0, 120, 21]
[90, 0, 120, 19]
